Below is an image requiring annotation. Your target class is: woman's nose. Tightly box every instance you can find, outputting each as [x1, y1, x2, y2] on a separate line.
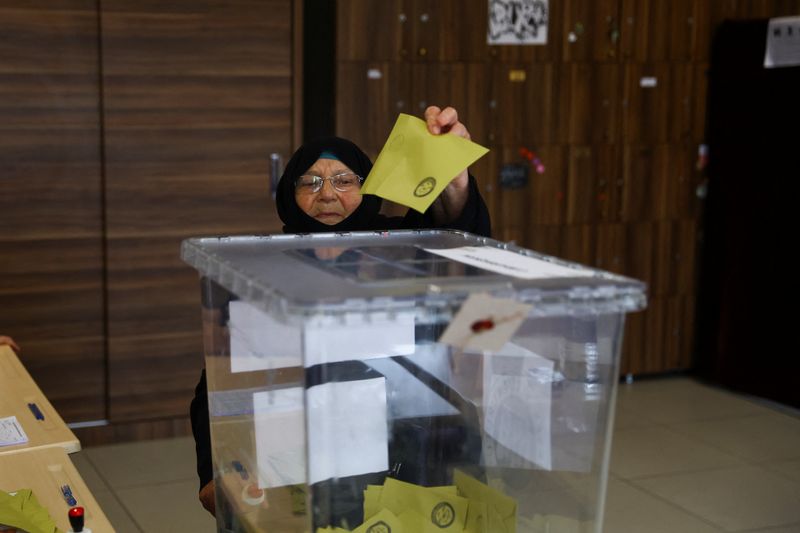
[318, 178, 337, 198]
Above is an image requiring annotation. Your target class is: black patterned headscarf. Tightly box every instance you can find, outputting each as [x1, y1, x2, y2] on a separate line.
[276, 137, 383, 233]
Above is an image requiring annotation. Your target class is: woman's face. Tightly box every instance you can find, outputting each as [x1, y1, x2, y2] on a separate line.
[294, 157, 363, 225]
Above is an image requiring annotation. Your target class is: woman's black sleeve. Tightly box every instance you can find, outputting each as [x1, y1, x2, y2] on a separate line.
[190, 369, 214, 491]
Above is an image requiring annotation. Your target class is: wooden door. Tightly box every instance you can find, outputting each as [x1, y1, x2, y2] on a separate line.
[0, 0, 105, 421]
[101, 0, 294, 421]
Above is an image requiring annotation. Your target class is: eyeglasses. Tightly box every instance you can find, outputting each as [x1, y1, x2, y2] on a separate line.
[295, 172, 364, 194]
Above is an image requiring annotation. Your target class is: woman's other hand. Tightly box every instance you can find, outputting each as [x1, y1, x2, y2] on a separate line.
[199, 480, 216, 516]
[0, 335, 20, 354]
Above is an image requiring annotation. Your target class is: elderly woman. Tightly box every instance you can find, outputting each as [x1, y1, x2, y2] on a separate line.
[275, 106, 490, 235]
[191, 106, 491, 516]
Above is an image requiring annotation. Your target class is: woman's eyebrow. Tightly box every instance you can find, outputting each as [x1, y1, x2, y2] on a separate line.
[305, 168, 351, 176]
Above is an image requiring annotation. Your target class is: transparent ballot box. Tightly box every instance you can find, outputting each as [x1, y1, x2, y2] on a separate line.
[181, 230, 646, 533]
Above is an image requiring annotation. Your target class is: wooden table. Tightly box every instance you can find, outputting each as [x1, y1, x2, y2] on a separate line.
[0, 446, 114, 532]
[0, 346, 111, 530]
[0, 345, 80, 455]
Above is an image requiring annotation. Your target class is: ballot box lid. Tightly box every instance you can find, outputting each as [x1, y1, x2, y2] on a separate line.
[181, 230, 646, 318]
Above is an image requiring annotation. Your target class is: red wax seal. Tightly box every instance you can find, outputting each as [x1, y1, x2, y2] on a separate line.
[470, 318, 495, 333]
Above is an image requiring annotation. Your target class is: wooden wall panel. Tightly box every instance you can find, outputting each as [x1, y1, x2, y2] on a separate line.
[662, 145, 696, 220]
[651, 221, 673, 298]
[643, 297, 666, 372]
[620, 310, 645, 376]
[485, 147, 528, 244]
[530, 145, 567, 226]
[672, 220, 698, 297]
[528, 225, 562, 258]
[407, 0, 460, 62]
[337, 62, 411, 156]
[596, 147, 623, 223]
[411, 63, 488, 146]
[565, 145, 621, 225]
[0, 1, 105, 421]
[668, 64, 695, 143]
[620, 0, 673, 62]
[621, 144, 670, 223]
[488, 63, 564, 145]
[560, 224, 595, 265]
[622, 63, 671, 144]
[334, 0, 795, 378]
[692, 64, 710, 144]
[102, 0, 293, 422]
[562, 0, 621, 62]
[567, 63, 621, 144]
[669, 0, 702, 62]
[595, 223, 626, 275]
[336, 0, 404, 61]
[565, 147, 596, 225]
[624, 222, 655, 291]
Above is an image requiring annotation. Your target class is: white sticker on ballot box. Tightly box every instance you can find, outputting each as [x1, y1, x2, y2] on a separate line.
[424, 246, 595, 279]
[229, 301, 415, 372]
[307, 378, 389, 485]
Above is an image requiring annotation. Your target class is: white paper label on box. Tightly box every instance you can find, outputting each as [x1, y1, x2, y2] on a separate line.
[424, 246, 595, 279]
[229, 301, 415, 372]
[254, 388, 306, 488]
[229, 301, 302, 373]
[304, 313, 415, 367]
[306, 377, 389, 485]
[254, 379, 390, 488]
[482, 343, 553, 470]
[764, 16, 800, 68]
[0, 416, 28, 447]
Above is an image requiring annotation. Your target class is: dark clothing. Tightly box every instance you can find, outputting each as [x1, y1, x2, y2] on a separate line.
[191, 136, 491, 490]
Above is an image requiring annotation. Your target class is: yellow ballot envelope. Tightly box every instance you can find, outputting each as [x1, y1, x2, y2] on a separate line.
[378, 477, 468, 531]
[362, 113, 489, 213]
[363, 484, 384, 521]
[353, 508, 404, 533]
[454, 469, 517, 533]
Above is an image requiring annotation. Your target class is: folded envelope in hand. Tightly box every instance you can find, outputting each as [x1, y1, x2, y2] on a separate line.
[362, 113, 489, 213]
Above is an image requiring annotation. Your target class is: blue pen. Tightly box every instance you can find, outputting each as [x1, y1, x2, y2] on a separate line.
[28, 402, 44, 421]
[232, 460, 249, 480]
[61, 485, 77, 506]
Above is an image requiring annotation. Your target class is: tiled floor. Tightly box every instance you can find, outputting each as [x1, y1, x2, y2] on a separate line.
[71, 376, 800, 532]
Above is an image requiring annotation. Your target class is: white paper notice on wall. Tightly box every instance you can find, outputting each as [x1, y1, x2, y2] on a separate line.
[764, 17, 800, 68]
[229, 301, 415, 372]
[306, 377, 389, 485]
[424, 246, 595, 279]
[482, 342, 553, 470]
[487, 0, 549, 45]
